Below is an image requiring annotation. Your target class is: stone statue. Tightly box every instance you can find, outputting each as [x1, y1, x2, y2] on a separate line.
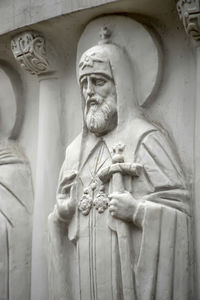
[0, 65, 33, 300]
[0, 139, 33, 300]
[48, 25, 191, 300]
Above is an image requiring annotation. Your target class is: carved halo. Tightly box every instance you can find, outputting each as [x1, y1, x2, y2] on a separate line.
[77, 15, 162, 107]
[0, 61, 23, 139]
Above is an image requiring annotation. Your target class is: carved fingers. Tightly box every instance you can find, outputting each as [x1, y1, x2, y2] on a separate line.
[56, 182, 77, 223]
[108, 191, 137, 222]
[58, 171, 77, 194]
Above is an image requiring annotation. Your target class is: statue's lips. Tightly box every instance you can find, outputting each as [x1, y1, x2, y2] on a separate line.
[87, 99, 99, 106]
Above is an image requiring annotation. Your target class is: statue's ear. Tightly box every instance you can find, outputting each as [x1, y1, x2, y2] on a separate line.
[0, 60, 24, 139]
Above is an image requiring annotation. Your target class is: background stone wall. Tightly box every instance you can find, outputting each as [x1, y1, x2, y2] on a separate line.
[0, 0, 197, 299]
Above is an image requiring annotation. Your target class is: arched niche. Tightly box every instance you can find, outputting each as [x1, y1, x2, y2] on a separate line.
[0, 60, 23, 139]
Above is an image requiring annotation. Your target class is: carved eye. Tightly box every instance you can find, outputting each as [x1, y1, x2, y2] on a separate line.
[81, 78, 88, 89]
[93, 78, 106, 86]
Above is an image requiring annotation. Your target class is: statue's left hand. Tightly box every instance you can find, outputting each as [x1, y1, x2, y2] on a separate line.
[56, 182, 77, 223]
[108, 191, 138, 222]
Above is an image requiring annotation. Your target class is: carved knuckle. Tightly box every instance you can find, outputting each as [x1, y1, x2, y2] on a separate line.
[111, 199, 117, 205]
[109, 205, 115, 212]
[57, 193, 66, 201]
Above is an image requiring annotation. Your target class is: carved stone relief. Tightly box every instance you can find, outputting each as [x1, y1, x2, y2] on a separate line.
[10, 27, 62, 300]
[0, 64, 33, 300]
[48, 16, 191, 300]
[0, 140, 33, 300]
[0, 62, 24, 139]
[11, 31, 50, 75]
[76, 16, 162, 107]
[177, 0, 200, 45]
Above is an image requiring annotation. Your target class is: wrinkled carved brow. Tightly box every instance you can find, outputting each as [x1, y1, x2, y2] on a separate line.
[79, 73, 112, 84]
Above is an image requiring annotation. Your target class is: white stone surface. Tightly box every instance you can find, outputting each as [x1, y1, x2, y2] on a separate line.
[48, 15, 191, 300]
[31, 76, 63, 300]
[77, 16, 162, 107]
[0, 139, 33, 300]
[0, 0, 197, 299]
[0, 0, 117, 35]
[0, 62, 24, 139]
[0, 68, 17, 137]
[11, 31, 50, 75]
[0, 65, 33, 300]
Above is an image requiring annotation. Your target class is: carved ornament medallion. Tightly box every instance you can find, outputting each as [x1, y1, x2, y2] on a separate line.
[11, 31, 49, 75]
[78, 188, 93, 216]
[177, 0, 200, 45]
[93, 185, 109, 214]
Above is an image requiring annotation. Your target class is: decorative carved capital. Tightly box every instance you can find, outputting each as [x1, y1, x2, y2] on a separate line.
[176, 0, 200, 46]
[11, 31, 50, 75]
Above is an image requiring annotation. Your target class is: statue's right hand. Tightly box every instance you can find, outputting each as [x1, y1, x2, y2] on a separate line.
[56, 183, 77, 222]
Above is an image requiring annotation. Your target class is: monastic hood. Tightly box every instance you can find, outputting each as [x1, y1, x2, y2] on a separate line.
[77, 42, 140, 134]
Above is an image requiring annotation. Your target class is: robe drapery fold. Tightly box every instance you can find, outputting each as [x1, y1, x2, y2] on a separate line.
[134, 204, 189, 300]
[0, 141, 33, 300]
[48, 118, 191, 300]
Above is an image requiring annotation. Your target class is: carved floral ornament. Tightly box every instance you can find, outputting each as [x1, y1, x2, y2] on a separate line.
[11, 31, 50, 75]
[176, 0, 200, 45]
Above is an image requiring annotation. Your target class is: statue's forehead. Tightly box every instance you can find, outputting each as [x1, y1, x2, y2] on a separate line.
[80, 72, 112, 83]
[79, 50, 113, 80]
[79, 51, 108, 69]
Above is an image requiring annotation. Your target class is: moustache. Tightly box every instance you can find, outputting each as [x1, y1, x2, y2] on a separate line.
[86, 96, 103, 108]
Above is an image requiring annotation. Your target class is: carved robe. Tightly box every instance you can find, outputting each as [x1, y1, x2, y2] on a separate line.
[0, 141, 33, 300]
[48, 117, 190, 300]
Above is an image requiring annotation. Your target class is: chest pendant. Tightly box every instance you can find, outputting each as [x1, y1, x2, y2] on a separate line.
[78, 188, 92, 216]
[78, 183, 109, 215]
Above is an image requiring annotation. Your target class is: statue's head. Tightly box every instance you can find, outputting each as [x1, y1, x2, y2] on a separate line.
[78, 27, 138, 136]
[79, 45, 117, 136]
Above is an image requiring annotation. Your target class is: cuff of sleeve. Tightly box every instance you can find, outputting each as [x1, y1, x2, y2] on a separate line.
[133, 201, 145, 227]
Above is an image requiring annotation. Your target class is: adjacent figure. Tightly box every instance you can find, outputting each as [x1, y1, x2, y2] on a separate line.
[0, 140, 33, 300]
[48, 24, 191, 300]
[0, 66, 33, 300]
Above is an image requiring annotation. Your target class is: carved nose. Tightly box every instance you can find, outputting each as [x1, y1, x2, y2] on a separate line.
[87, 89, 93, 97]
[86, 81, 94, 97]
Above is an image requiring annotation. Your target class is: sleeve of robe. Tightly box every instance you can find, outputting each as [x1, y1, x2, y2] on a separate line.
[133, 130, 191, 300]
[48, 160, 78, 300]
[48, 159, 69, 300]
[48, 210, 71, 300]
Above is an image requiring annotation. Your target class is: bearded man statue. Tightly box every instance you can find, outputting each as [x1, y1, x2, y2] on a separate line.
[48, 26, 191, 300]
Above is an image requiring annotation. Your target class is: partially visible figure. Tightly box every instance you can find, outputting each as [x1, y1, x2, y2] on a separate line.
[0, 65, 33, 300]
[0, 139, 33, 300]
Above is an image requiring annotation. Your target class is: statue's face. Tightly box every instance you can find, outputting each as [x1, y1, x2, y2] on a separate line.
[80, 73, 117, 136]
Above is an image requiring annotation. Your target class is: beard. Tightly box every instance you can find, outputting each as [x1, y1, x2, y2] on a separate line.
[84, 95, 117, 136]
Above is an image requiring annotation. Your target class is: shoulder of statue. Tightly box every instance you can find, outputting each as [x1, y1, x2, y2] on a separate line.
[65, 133, 82, 156]
[130, 117, 167, 159]
[134, 121, 181, 168]
[127, 117, 159, 146]
[133, 117, 159, 133]
[135, 119, 171, 145]
[64, 133, 82, 170]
